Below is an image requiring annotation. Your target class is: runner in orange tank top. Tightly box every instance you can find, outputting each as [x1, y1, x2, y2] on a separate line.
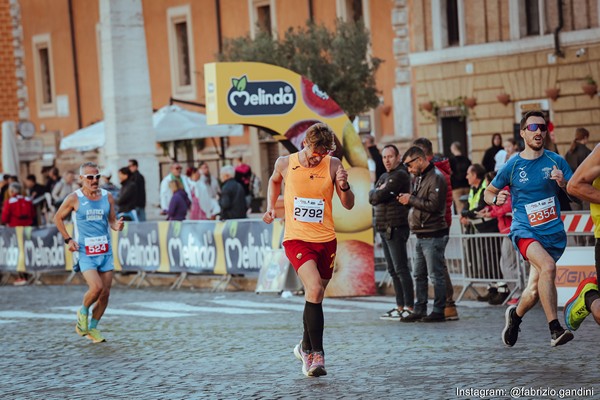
[263, 123, 354, 377]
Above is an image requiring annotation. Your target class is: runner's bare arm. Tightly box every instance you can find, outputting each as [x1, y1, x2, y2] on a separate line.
[107, 192, 124, 231]
[53, 193, 79, 251]
[263, 156, 288, 224]
[484, 183, 509, 206]
[567, 144, 600, 204]
[331, 157, 354, 210]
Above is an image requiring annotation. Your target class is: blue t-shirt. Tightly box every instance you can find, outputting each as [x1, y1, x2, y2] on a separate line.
[491, 150, 573, 237]
[72, 189, 112, 258]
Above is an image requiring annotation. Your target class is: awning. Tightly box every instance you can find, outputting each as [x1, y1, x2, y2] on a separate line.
[59, 105, 243, 152]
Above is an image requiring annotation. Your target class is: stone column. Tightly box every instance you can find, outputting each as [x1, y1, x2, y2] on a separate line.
[391, 0, 413, 140]
[99, 0, 159, 219]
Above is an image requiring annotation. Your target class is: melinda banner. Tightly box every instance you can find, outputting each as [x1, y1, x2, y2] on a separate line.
[220, 220, 274, 275]
[114, 221, 162, 272]
[0, 227, 19, 271]
[22, 226, 65, 272]
[166, 221, 218, 274]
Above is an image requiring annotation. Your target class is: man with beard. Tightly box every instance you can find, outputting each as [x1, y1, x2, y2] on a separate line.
[398, 146, 448, 322]
[413, 137, 459, 321]
[263, 123, 354, 377]
[54, 162, 123, 343]
[484, 110, 574, 348]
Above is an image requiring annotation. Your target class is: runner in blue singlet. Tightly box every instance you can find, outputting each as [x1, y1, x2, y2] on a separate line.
[484, 110, 574, 348]
[55, 162, 123, 343]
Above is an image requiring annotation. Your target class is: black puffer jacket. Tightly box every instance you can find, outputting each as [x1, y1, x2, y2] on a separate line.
[369, 165, 410, 232]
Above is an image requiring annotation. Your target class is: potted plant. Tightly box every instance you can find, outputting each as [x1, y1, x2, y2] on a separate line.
[419, 101, 434, 112]
[497, 93, 511, 106]
[545, 88, 560, 101]
[582, 76, 597, 98]
[463, 97, 477, 108]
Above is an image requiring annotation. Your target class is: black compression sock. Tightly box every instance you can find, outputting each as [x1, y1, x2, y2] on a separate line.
[549, 319, 562, 333]
[304, 301, 324, 353]
[302, 313, 311, 352]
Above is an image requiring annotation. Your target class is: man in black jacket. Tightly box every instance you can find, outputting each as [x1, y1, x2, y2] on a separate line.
[128, 159, 146, 221]
[369, 145, 414, 320]
[219, 166, 247, 220]
[398, 146, 448, 322]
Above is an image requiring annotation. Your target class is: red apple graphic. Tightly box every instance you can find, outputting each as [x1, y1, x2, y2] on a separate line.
[325, 240, 375, 297]
[285, 119, 344, 160]
[300, 76, 345, 118]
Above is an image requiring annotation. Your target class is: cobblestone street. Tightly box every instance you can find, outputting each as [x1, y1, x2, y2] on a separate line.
[0, 285, 598, 399]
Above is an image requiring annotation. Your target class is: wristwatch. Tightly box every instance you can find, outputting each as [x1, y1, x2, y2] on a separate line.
[492, 196, 498, 205]
[64, 237, 72, 244]
[341, 183, 351, 192]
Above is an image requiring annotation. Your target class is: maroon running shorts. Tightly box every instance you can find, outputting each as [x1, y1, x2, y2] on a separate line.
[282, 238, 337, 280]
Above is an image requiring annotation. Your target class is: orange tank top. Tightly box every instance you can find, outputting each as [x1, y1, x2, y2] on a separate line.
[283, 153, 336, 242]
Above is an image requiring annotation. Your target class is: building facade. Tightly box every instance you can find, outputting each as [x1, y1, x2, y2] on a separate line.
[0, 0, 598, 204]
[403, 0, 600, 163]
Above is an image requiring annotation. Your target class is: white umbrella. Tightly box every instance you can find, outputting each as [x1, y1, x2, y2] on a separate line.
[59, 121, 105, 152]
[59, 106, 243, 151]
[152, 105, 242, 142]
[2, 121, 20, 175]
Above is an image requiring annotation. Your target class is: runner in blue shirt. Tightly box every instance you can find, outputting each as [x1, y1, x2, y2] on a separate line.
[484, 110, 574, 348]
[55, 162, 123, 343]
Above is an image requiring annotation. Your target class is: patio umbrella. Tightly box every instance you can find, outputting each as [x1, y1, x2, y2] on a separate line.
[152, 105, 242, 142]
[2, 121, 20, 175]
[59, 121, 105, 152]
[59, 106, 243, 152]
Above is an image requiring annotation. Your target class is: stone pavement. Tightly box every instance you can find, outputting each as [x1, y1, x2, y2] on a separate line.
[0, 285, 598, 400]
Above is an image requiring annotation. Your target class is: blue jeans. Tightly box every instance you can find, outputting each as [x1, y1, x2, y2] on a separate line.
[414, 237, 447, 314]
[380, 227, 414, 309]
[135, 207, 146, 222]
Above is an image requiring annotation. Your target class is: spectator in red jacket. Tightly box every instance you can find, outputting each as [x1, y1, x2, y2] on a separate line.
[1, 182, 36, 285]
[2, 182, 36, 227]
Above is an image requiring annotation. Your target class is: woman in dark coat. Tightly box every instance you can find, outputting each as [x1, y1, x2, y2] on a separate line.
[116, 167, 137, 217]
[481, 133, 503, 173]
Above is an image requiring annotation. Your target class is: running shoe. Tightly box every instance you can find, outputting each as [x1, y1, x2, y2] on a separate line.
[293, 341, 312, 377]
[75, 309, 88, 336]
[564, 277, 598, 331]
[86, 328, 106, 343]
[380, 308, 402, 321]
[550, 327, 574, 347]
[502, 305, 521, 347]
[308, 351, 327, 377]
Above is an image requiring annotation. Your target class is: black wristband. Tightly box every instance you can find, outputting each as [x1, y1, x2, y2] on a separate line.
[341, 183, 351, 192]
[492, 196, 498, 205]
[64, 237, 72, 244]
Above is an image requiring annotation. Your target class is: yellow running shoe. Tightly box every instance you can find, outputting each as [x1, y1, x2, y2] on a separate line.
[86, 328, 106, 343]
[564, 277, 598, 331]
[75, 310, 88, 336]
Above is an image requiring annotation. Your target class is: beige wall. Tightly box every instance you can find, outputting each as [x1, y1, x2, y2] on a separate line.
[414, 44, 600, 162]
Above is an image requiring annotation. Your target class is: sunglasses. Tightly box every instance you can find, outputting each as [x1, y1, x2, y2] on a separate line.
[524, 123, 547, 132]
[174, 166, 182, 170]
[403, 157, 421, 168]
[311, 151, 330, 158]
[83, 174, 101, 181]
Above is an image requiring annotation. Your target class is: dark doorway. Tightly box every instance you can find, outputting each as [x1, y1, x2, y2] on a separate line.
[440, 116, 467, 158]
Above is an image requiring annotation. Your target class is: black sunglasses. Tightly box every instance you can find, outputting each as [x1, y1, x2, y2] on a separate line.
[403, 157, 421, 168]
[525, 123, 547, 132]
[83, 174, 101, 181]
